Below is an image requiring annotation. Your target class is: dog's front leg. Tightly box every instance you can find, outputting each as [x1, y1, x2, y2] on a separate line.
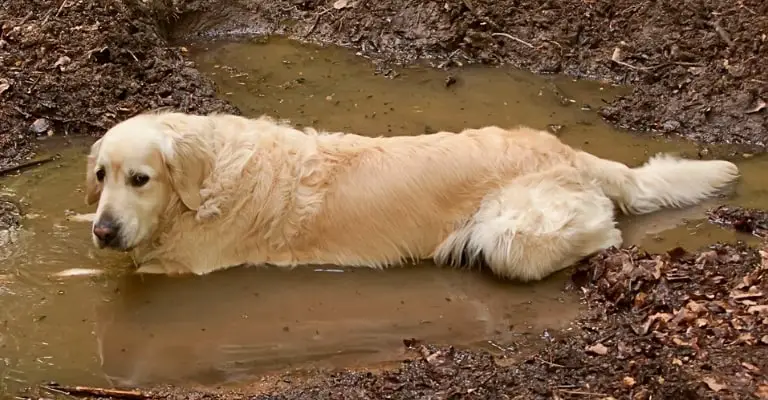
[135, 263, 167, 274]
[135, 260, 190, 276]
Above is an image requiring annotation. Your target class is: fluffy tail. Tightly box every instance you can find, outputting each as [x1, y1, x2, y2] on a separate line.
[577, 152, 740, 215]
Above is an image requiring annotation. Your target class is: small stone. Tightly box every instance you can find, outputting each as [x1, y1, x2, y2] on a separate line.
[29, 118, 51, 135]
[53, 56, 71, 71]
[622, 376, 636, 387]
[547, 124, 564, 135]
[585, 343, 608, 355]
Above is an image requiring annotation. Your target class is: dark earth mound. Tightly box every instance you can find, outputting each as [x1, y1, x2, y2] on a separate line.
[2, 0, 768, 172]
[0, 0, 236, 170]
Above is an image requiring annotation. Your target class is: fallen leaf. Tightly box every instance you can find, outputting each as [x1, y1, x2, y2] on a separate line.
[622, 376, 636, 388]
[733, 333, 756, 345]
[748, 305, 768, 315]
[756, 385, 768, 399]
[732, 291, 764, 301]
[634, 292, 648, 308]
[761, 335, 768, 345]
[53, 55, 71, 71]
[742, 362, 761, 373]
[0, 79, 9, 95]
[745, 97, 767, 114]
[702, 377, 726, 392]
[611, 47, 623, 62]
[686, 301, 707, 314]
[585, 343, 608, 355]
[333, 0, 350, 8]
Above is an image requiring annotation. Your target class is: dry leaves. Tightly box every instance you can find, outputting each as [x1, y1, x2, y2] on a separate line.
[702, 377, 726, 392]
[745, 97, 767, 114]
[0, 78, 10, 95]
[585, 343, 609, 355]
[332, 0, 352, 9]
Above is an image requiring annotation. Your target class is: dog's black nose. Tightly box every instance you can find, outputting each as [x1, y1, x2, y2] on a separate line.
[93, 218, 119, 246]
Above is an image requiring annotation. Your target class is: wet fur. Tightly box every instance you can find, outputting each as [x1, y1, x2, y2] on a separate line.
[85, 111, 740, 281]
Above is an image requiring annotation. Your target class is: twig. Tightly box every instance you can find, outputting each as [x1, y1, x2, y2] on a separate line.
[535, 356, 566, 368]
[303, 8, 331, 38]
[56, 0, 69, 17]
[610, 47, 653, 73]
[0, 156, 56, 177]
[492, 32, 535, 49]
[437, 49, 462, 69]
[555, 389, 608, 397]
[41, 385, 148, 399]
[26, 76, 42, 94]
[40, 385, 77, 399]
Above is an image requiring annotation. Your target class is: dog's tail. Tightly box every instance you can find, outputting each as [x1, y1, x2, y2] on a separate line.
[576, 152, 739, 215]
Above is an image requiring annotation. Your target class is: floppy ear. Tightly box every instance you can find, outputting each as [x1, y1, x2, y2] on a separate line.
[84, 138, 103, 206]
[164, 134, 212, 211]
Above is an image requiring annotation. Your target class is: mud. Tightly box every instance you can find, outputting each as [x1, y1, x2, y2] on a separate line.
[3, 0, 768, 398]
[0, 0, 236, 170]
[26, 242, 768, 400]
[5, 37, 768, 400]
[2, 0, 768, 170]
[172, 0, 768, 150]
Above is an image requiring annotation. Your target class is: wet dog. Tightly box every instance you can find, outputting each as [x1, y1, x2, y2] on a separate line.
[83, 111, 739, 280]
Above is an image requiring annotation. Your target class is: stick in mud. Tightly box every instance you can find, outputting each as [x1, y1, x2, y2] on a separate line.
[41, 385, 148, 399]
[0, 156, 56, 177]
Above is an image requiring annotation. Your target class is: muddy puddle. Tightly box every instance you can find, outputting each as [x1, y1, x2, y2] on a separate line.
[2, 37, 768, 395]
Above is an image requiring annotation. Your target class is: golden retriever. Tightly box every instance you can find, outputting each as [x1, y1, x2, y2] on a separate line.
[83, 111, 739, 280]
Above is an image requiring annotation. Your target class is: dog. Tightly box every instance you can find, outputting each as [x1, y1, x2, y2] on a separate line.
[83, 111, 739, 281]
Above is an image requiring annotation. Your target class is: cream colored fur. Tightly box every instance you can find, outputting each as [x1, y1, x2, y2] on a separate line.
[84, 111, 740, 281]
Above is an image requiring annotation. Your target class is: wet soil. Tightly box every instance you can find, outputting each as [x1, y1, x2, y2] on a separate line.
[5, 37, 768, 400]
[0, 0, 236, 170]
[3, 0, 768, 399]
[171, 0, 768, 150]
[27, 242, 768, 400]
[2, 0, 768, 170]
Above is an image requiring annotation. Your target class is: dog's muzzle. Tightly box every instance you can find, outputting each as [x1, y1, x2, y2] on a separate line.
[92, 213, 123, 250]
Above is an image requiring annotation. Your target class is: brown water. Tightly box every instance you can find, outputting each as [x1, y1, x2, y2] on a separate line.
[1, 37, 767, 394]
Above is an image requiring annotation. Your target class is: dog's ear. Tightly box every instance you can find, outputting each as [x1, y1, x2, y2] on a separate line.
[164, 134, 212, 211]
[84, 138, 103, 206]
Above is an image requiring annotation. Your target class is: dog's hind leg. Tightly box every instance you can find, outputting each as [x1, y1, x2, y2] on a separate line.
[434, 167, 622, 282]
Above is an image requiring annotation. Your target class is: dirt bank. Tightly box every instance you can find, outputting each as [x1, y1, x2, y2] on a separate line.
[2, 0, 768, 173]
[0, 0, 236, 170]
[172, 0, 768, 150]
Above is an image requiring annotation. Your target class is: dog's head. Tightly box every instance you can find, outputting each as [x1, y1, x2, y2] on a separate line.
[85, 112, 212, 251]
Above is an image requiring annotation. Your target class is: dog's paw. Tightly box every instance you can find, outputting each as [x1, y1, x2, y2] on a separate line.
[135, 264, 167, 274]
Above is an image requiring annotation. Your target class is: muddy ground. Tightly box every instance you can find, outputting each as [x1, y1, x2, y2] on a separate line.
[3, 0, 768, 398]
[28, 235, 768, 399]
[2, 0, 768, 175]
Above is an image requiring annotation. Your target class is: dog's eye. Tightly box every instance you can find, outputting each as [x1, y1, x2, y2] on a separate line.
[130, 174, 150, 187]
[95, 168, 105, 182]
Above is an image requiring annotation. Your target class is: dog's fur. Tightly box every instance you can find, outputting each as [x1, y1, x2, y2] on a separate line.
[84, 111, 739, 280]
